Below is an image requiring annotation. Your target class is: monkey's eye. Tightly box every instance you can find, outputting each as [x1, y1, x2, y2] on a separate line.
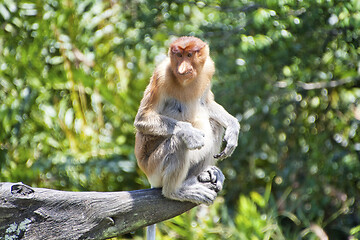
[177, 53, 183, 58]
[187, 53, 193, 57]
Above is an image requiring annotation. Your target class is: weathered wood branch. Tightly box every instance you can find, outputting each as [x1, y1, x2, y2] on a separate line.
[275, 77, 360, 91]
[0, 182, 200, 240]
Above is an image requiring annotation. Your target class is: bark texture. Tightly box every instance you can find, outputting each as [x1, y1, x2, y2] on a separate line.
[0, 182, 197, 240]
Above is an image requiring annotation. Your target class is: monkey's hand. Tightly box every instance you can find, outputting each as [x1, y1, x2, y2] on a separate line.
[214, 120, 240, 160]
[175, 122, 205, 150]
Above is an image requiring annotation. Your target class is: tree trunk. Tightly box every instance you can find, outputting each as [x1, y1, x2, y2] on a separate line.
[0, 182, 197, 240]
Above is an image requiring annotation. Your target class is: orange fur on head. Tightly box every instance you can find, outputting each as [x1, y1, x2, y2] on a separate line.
[140, 36, 215, 110]
[167, 36, 212, 95]
[170, 36, 207, 53]
[164, 37, 213, 102]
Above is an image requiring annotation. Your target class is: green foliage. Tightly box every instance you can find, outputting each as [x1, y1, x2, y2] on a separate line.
[1, 0, 360, 239]
[155, 189, 286, 240]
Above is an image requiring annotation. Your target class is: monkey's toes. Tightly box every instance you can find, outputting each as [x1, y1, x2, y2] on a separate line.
[169, 181, 218, 205]
[198, 166, 225, 192]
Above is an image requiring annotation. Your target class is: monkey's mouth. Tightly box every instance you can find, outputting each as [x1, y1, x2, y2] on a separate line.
[178, 71, 192, 76]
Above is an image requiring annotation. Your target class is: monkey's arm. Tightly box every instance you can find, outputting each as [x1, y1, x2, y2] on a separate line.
[208, 100, 240, 159]
[135, 110, 181, 136]
[134, 110, 205, 150]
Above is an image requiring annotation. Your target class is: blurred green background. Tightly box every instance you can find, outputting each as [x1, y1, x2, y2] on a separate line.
[1, 0, 360, 239]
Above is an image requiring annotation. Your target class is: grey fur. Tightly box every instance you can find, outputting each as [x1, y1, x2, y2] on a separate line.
[135, 93, 239, 205]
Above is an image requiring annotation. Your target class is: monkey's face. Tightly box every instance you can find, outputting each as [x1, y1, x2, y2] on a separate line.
[170, 50, 198, 85]
[169, 37, 208, 86]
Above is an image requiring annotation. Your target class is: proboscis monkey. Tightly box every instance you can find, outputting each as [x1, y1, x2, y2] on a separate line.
[134, 36, 240, 239]
[135, 35, 239, 206]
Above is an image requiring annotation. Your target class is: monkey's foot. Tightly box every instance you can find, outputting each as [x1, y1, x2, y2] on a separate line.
[163, 167, 225, 205]
[172, 184, 217, 205]
[165, 173, 222, 205]
[198, 166, 225, 193]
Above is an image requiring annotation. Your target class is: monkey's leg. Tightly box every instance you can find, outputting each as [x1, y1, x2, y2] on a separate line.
[167, 173, 220, 205]
[147, 224, 155, 240]
[147, 185, 157, 240]
[163, 161, 219, 205]
[147, 136, 219, 205]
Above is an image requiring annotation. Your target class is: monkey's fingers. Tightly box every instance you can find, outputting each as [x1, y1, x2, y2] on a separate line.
[214, 134, 238, 159]
[183, 136, 205, 150]
[214, 146, 235, 160]
[178, 128, 205, 150]
[213, 151, 225, 159]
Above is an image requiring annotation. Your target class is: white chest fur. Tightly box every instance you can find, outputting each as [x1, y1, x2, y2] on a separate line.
[158, 96, 218, 164]
[188, 104, 216, 165]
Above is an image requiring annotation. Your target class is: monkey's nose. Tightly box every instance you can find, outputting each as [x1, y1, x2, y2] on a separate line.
[179, 70, 192, 75]
[178, 62, 193, 75]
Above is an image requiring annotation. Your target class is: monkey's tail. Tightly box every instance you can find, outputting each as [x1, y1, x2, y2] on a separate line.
[147, 224, 156, 240]
[147, 184, 156, 240]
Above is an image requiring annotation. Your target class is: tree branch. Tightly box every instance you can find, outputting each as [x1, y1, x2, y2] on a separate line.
[275, 77, 360, 91]
[297, 77, 358, 90]
[0, 182, 199, 240]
